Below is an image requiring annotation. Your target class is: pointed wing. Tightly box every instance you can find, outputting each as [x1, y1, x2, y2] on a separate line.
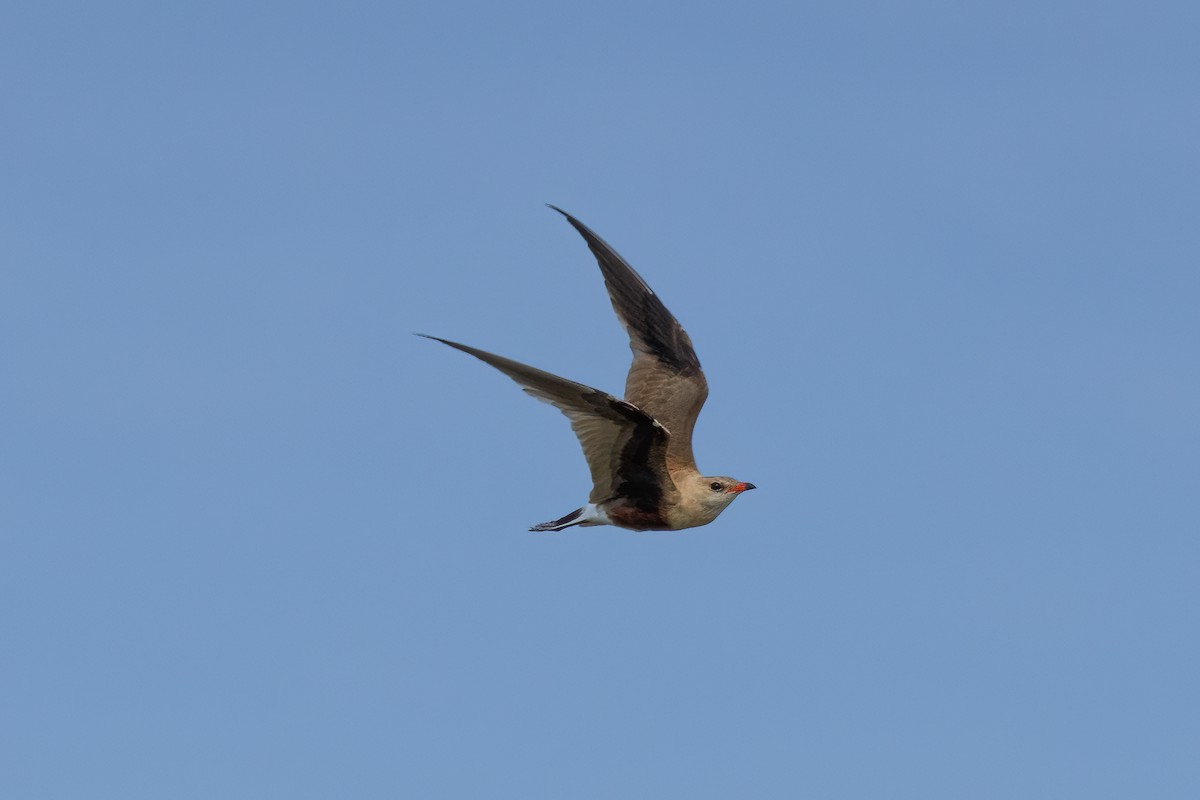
[548, 206, 708, 471]
[420, 336, 676, 510]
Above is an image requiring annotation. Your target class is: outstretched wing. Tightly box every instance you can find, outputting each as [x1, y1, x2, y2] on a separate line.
[420, 336, 676, 510]
[548, 206, 709, 472]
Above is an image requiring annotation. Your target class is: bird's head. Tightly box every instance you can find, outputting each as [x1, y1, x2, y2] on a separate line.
[693, 475, 757, 517]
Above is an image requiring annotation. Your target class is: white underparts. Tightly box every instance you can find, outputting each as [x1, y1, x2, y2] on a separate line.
[576, 502, 613, 527]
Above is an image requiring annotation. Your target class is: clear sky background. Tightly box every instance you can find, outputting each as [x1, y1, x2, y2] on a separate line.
[3, 2, 1198, 798]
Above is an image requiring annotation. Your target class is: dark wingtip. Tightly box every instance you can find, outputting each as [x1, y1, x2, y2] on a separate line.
[546, 203, 601, 245]
[546, 203, 586, 230]
[415, 333, 464, 351]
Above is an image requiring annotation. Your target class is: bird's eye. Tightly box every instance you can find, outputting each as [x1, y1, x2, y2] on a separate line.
[709, 482, 722, 491]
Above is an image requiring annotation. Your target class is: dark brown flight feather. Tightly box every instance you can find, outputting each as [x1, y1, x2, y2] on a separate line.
[416, 335, 676, 511]
[546, 205, 709, 471]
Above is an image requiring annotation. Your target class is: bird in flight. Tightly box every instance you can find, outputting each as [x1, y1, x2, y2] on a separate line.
[421, 206, 755, 532]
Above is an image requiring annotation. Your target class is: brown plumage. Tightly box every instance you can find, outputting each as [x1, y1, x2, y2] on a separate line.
[421, 206, 754, 531]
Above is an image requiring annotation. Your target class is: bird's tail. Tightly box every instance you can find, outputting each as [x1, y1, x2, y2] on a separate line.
[529, 507, 586, 532]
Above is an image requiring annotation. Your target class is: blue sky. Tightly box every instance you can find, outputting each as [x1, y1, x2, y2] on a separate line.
[3, 2, 1198, 797]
